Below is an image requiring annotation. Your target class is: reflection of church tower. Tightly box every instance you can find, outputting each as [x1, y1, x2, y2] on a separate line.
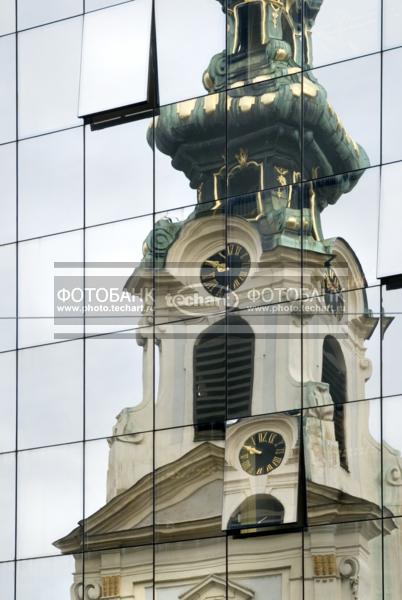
[56, 2, 402, 600]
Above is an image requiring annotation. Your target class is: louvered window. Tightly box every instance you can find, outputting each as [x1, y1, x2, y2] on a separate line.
[194, 316, 254, 440]
[321, 335, 348, 470]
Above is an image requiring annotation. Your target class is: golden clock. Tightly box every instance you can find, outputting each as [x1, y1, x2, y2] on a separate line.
[239, 430, 286, 476]
[200, 243, 250, 297]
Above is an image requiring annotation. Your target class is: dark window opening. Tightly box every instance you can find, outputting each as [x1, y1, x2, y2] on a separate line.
[228, 494, 284, 529]
[235, 2, 264, 54]
[321, 335, 349, 470]
[193, 316, 254, 441]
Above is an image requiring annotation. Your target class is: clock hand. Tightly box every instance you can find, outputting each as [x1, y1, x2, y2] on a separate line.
[204, 259, 228, 272]
[243, 444, 263, 455]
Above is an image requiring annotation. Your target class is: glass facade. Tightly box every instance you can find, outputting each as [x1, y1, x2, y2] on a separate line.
[1, 2, 402, 599]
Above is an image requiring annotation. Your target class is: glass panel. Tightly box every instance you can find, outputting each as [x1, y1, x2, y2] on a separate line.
[303, 54, 380, 181]
[304, 521, 382, 599]
[302, 286, 381, 406]
[224, 413, 301, 532]
[18, 340, 83, 449]
[304, 399, 381, 525]
[155, 538, 226, 599]
[383, 0, 402, 50]
[0, 143, 16, 245]
[155, 0, 225, 106]
[18, 17, 82, 138]
[154, 425, 224, 542]
[85, 215, 153, 337]
[226, 0, 302, 88]
[79, 1, 152, 117]
[152, 204, 225, 327]
[383, 397, 402, 519]
[382, 48, 402, 165]
[85, 118, 153, 226]
[17, 442, 83, 559]
[312, 0, 381, 67]
[154, 93, 226, 212]
[317, 168, 380, 288]
[0, 452, 15, 562]
[384, 517, 402, 598]
[18, 128, 83, 240]
[382, 287, 402, 397]
[0, 562, 15, 600]
[84, 434, 153, 549]
[83, 546, 153, 600]
[227, 75, 301, 199]
[228, 532, 303, 599]
[0, 35, 16, 144]
[18, 230, 84, 348]
[0, 1, 15, 36]
[17, 0, 82, 30]
[378, 162, 402, 280]
[0, 244, 16, 352]
[0, 352, 16, 453]
[85, 330, 153, 440]
[16, 554, 80, 600]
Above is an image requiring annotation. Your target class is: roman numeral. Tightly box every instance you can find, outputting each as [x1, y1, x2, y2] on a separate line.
[268, 433, 277, 444]
[258, 432, 267, 443]
[272, 456, 282, 467]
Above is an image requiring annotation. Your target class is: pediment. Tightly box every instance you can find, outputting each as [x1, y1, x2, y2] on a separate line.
[179, 575, 254, 600]
[54, 442, 224, 553]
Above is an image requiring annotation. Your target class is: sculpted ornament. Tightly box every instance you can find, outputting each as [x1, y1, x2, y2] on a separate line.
[340, 557, 360, 600]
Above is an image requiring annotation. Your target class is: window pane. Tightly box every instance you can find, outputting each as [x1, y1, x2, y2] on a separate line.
[304, 54, 380, 181]
[79, 1, 152, 117]
[18, 340, 83, 449]
[84, 434, 153, 548]
[0, 352, 16, 453]
[85, 118, 153, 226]
[382, 48, 402, 164]
[378, 162, 402, 280]
[318, 168, 380, 287]
[155, 0, 225, 106]
[0, 244, 16, 352]
[18, 17, 82, 138]
[0, 562, 14, 600]
[85, 0, 124, 10]
[17, 0, 82, 30]
[382, 287, 402, 397]
[155, 426, 224, 542]
[0, 35, 16, 144]
[18, 231, 83, 348]
[383, 0, 402, 50]
[0, 0, 15, 36]
[312, 0, 381, 67]
[0, 143, 16, 245]
[85, 331, 153, 440]
[304, 399, 381, 524]
[229, 532, 302, 598]
[383, 397, 402, 518]
[19, 128, 83, 240]
[85, 216, 152, 337]
[16, 554, 79, 600]
[17, 443, 83, 559]
[0, 452, 15, 562]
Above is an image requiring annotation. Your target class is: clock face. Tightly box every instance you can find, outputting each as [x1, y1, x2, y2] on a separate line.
[239, 431, 286, 476]
[200, 243, 250, 297]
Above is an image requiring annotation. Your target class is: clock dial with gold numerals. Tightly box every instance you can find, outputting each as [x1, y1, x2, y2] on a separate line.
[239, 431, 286, 476]
[200, 243, 250, 297]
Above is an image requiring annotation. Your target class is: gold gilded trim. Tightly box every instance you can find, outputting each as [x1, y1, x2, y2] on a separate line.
[203, 94, 220, 114]
[239, 96, 256, 112]
[261, 92, 276, 105]
[176, 99, 197, 119]
[313, 554, 337, 578]
[101, 576, 120, 598]
[310, 186, 321, 241]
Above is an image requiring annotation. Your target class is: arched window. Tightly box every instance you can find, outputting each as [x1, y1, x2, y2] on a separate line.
[321, 335, 348, 470]
[228, 494, 284, 529]
[234, 2, 264, 55]
[193, 316, 254, 440]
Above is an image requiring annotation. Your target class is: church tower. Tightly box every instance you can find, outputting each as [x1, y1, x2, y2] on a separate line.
[55, 2, 402, 600]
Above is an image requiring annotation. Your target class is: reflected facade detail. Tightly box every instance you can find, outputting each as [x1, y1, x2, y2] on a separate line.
[2, 1, 402, 600]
